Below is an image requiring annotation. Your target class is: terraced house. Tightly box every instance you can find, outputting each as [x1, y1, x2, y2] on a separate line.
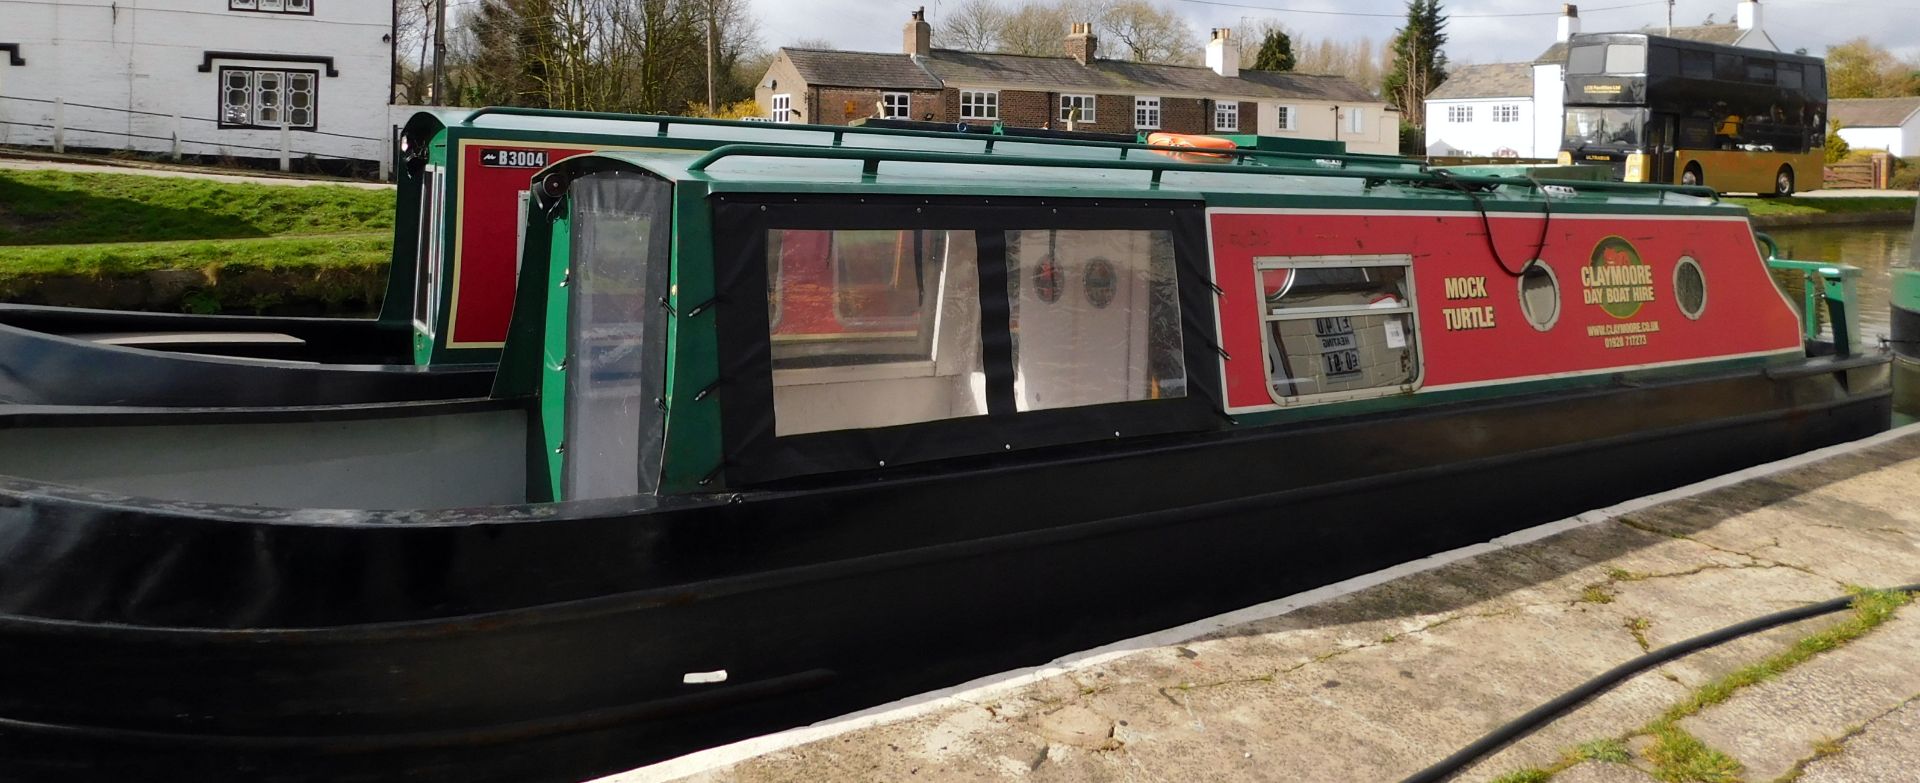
[755, 9, 1398, 154]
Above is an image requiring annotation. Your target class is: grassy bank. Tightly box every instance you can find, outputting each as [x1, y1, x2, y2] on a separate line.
[0, 168, 394, 245]
[1726, 195, 1916, 217]
[0, 168, 396, 314]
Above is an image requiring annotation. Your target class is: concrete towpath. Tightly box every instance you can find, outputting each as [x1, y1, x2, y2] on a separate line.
[602, 424, 1920, 783]
[0, 155, 390, 189]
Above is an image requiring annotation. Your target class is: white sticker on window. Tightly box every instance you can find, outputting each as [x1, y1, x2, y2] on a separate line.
[1384, 320, 1407, 349]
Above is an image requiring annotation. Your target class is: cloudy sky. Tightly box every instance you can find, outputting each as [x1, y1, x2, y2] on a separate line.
[746, 0, 1920, 65]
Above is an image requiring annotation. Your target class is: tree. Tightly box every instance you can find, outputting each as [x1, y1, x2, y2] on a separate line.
[1250, 29, 1294, 71]
[1097, 0, 1197, 64]
[1382, 0, 1448, 128]
[1825, 120, 1851, 163]
[938, 0, 1008, 52]
[1826, 37, 1920, 99]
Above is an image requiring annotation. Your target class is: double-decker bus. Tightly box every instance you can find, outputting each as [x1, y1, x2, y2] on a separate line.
[1557, 32, 1827, 195]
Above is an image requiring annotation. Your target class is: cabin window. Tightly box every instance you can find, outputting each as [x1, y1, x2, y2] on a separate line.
[1257, 255, 1420, 403]
[1680, 49, 1714, 79]
[1604, 43, 1646, 74]
[564, 170, 674, 499]
[1568, 44, 1605, 74]
[1005, 230, 1185, 411]
[1777, 63, 1804, 89]
[767, 229, 985, 436]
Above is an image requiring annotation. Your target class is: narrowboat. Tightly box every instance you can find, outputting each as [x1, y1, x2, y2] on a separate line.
[0, 120, 1890, 783]
[1892, 199, 1920, 423]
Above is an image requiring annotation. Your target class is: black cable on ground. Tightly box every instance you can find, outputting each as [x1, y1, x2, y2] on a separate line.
[1399, 583, 1920, 783]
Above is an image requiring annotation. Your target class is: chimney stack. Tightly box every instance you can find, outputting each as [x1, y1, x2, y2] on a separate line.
[1736, 0, 1762, 31]
[904, 7, 931, 57]
[1557, 4, 1581, 42]
[1066, 22, 1098, 65]
[1205, 28, 1239, 78]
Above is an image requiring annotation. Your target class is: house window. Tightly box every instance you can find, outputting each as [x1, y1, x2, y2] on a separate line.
[1258, 254, 1420, 404]
[881, 92, 911, 119]
[1213, 100, 1239, 132]
[1135, 97, 1160, 129]
[1348, 107, 1365, 134]
[230, 0, 313, 14]
[1492, 104, 1520, 123]
[960, 90, 998, 121]
[1275, 105, 1297, 131]
[1059, 94, 1096, 123]
[770, 93, 792, 123]
[1447, 104, 1473, 123]
[218, 67, 317, 129]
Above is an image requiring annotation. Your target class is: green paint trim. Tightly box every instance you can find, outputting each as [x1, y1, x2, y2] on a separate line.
[659, 182, 723, 494]
[539, 210, 572, 502]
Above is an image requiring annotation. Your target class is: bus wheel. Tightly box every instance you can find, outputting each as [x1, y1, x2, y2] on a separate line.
[1681, 164, 1702, 187]
[1774, 166, 1796, 197]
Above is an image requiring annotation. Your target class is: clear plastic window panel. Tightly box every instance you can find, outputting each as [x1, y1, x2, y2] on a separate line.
[1005, 230, 1186, 411]
[1261, 264, 1418, 400]
[564, 171, 673, 500]
[768, 229, 985, 435]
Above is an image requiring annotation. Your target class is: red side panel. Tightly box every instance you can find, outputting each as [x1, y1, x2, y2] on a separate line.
[1208, 210, 1804, 412]
[446, 143, 597, 347]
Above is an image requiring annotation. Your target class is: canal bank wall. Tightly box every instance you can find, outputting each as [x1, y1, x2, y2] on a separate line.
[609, 425, 1920, 783]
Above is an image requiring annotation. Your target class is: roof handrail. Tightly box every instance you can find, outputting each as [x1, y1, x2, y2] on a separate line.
[457, 105, 1426, 173]
[682, 143, 1724, 203]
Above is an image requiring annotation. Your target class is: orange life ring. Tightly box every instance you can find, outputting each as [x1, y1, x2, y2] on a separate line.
[1147, 132, 1237, 162]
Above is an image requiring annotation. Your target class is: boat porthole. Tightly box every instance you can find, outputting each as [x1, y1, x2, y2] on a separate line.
[1518, 260, 1560, 332]
[1675, 256, 1706, 320]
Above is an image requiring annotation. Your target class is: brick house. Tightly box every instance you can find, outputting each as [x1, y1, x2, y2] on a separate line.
[754, 10, 1398, 154]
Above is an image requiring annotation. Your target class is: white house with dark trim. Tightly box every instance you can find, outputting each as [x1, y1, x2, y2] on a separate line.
[0, 0, 393, 172]
[1424, 0, 1776, 159]
[1833, 97, 1920, 158]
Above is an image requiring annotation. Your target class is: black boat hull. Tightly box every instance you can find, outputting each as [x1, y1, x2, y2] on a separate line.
[0, 356, 1893, 782]
[0, 305, 492, 406]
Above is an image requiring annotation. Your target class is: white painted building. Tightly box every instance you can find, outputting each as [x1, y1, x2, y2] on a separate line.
[1833, 98, 1920, 158]
[1424, 0, 1777, 160]
[0, 0, 393, 171]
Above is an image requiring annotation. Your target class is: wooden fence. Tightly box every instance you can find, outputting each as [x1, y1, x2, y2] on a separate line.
[1824, 153, 1893, 189]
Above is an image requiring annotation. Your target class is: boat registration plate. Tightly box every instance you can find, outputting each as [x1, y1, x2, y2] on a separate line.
[480, 148, 550, 169]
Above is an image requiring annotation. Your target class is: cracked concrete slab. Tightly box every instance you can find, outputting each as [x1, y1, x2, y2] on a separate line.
[1680, 610, 1920, 782]
[614, 430, 1920, 783]
[1796, 696, 1920, 783]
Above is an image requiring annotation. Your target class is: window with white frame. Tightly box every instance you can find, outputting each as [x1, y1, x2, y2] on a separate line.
[1134, 97, 1161, 129]
[1492, 104, 1520, 123]
[960, 90, 999, 121]
[881, 92, 911, 119]
[1213, 100, 1239, 132]
[1275, 105, 1296, 131]
[230, 0, 313, 13]
[219, 67, 317, 129]
[1258, 255, 1420, 404]
[1446, 104, 1473, 123]
[1059, 94, 1096, 123]
[1348, 107, 1365, 134]
[770, 93, 792, 123]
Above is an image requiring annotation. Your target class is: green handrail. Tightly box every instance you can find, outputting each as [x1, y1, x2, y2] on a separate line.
[683, 143, 1724, 203]
[460, 105, 1429, 171]
[1755, 230, 1862, 352]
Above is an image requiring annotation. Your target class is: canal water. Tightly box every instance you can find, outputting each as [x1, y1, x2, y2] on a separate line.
[1766, 221, 1913, 340]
